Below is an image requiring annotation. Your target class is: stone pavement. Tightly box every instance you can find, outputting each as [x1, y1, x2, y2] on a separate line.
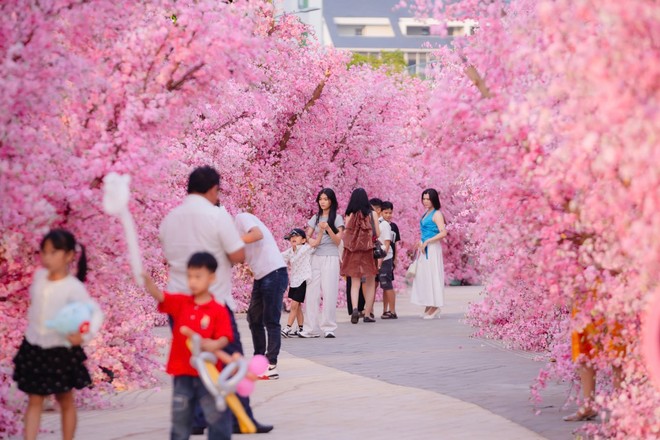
[26, 286, 586, 439]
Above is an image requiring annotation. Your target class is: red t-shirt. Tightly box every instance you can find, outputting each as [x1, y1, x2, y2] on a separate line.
[158, 293, 234, 377]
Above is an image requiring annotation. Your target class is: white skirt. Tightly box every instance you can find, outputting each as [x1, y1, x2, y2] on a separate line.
[410, 241, 445, 307]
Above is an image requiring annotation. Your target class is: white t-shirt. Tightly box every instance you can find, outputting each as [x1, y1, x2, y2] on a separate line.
[378, 218, 395, 260]
[159, 194, 244, 310]
[25, 269, 103, 348]
[307, 214, 345, 257]
[282, 243, 314, 288]
[235, 213, 286, 280]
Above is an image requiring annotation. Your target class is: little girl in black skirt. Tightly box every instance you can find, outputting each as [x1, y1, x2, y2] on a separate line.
[13, 229, 103, 440]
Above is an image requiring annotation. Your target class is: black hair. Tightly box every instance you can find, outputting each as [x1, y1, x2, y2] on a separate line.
[381, 201, 394, 211]
[40, 229, 87, 282]
[345, 188, 372, 217]
[187, 252, 218, 273]
[369, 198, 383, 208]
[314, 188, 339, 234]
[422, 188, 441, 210]
[187, 166, 220, 194]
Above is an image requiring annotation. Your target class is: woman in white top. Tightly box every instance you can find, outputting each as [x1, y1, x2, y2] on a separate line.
[300, 188, 345, 338]
[13, 229, 103, 440]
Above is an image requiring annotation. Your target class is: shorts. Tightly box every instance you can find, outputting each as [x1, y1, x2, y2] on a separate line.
[288, 281, 307, 303]
[379, 259, 394, 290]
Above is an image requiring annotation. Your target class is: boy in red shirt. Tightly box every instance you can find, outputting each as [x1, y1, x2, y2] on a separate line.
[144, 252, 234, 440]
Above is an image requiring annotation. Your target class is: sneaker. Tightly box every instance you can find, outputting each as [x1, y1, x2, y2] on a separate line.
[288, 326, 299, 337]
[324, 332, 336, 338]
[259, 364, 279, 380]
[281, 325, 292, 338]
[297, 330, 320, 338]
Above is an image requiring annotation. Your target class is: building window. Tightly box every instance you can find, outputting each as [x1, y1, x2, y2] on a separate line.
[298, 0, 309, 8]
[447, 25, 467, 37]
[406, 53, 416, 67]
[355, 27, 363, 36]
[407, 26, 430, 36]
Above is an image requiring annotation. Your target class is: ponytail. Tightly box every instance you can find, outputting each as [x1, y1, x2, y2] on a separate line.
[77, 244, 88, 282]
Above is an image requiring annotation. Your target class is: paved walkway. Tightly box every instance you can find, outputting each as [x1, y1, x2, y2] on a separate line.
[25, 286, 583, 439]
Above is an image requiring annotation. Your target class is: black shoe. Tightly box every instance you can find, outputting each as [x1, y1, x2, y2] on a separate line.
[192, 426, 205, 435]
[233, 422, 274, 434]
[351, 309, 360, 324]
[255, 423, 274, 433]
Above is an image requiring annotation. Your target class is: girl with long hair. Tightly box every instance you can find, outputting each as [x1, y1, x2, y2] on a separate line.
[300, 188, 345, 338]
[341, 188, 381, 324]
[410, 188, 447, 319]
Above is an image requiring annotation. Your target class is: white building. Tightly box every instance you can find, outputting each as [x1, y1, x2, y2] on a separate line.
[278, 0, 476, 75]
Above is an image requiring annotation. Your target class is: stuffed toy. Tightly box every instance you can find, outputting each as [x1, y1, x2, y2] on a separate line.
[46, 301, 104, 342]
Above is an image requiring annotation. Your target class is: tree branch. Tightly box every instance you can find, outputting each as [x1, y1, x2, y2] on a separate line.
[464, 65, 492, 98]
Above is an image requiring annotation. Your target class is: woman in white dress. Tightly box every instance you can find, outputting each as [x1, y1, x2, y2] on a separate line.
[410, 188, 447, 319]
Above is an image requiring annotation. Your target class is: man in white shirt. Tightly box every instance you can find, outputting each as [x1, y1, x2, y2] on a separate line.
[235, 212, 288, 380]
[159, 166, 244, 307]
[159, 166, 273, 434]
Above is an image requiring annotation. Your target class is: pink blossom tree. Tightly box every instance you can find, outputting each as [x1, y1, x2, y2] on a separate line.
[412, 0, 660, 436]
[0, 0, 461, 435]
[1, 0, 282, 434]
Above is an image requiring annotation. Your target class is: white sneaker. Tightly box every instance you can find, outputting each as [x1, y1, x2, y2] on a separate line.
[259, 364, 279, 380]
[324, 332, 336, 338]
[297, 330, 320, 338]
[281, 326, 292, 338]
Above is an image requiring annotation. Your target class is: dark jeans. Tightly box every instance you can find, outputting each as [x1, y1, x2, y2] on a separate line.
[168, 309, 257, 431]
[346, 277, 365, 315]
[247, 267, 288, 365]
[225, 308, 257, 431]
[171, 375, 231, 440]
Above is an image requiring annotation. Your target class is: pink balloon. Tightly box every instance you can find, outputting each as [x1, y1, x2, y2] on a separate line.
[248, 355, 269, 376]
[236, 379, 255, 397]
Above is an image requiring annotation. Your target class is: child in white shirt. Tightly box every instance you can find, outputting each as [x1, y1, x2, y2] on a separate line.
[280, 228, 313, 337]
[13, 229, 103, 440]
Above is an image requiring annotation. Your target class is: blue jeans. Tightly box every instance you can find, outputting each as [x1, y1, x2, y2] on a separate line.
[171, 375, 231, 440]
[247, 268, 288, 365]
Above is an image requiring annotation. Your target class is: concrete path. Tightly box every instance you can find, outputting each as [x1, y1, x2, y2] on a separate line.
[24, 286, 584, 439]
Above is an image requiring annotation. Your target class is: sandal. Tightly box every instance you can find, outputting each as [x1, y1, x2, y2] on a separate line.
[563, 408, 597, 422]
[381, 311, 392, 319]
[351, 310, 360, 324]
[363, 316, 376, 323]
[389, 312, 398, 319]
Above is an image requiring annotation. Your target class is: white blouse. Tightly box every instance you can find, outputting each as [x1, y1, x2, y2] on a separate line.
[25, 269, 102, 348]
[282, 244, 314, 288]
